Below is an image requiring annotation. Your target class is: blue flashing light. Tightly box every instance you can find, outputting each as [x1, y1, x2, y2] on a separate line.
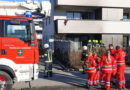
[25, 11, 32, 17]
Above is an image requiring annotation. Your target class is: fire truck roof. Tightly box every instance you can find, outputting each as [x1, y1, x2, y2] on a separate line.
[0, 15, 33, 21]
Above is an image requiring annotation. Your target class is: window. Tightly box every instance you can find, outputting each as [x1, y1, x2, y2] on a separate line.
[123, 13, 130, 19]
[5, 21, 31, 41]
[67, 12, 95, 20]
[67, 12, 73, 19]
[74, 12, 81, 19]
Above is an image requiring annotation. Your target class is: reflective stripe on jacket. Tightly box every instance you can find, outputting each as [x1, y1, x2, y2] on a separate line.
[84, 56, 96, 73]
[101, 55, 116, 73]
[44, 49, 53, 63]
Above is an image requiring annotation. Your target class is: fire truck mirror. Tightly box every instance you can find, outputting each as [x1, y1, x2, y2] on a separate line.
[30, 22, 35, 34]
[30, 22, 36, 41]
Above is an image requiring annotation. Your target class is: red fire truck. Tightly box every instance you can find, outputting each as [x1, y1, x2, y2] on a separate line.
[0, 15, 39, 89]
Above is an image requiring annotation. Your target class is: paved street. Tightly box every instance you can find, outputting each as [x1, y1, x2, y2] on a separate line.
[13, 59, 130, 90]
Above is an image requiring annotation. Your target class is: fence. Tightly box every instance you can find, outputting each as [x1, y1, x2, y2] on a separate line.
[54, 40, 82, 68]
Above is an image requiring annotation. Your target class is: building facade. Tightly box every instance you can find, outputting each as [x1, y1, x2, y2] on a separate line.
[43, 0, 130, 62]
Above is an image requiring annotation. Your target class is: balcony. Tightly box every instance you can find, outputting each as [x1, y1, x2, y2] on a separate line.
[36, 34, 42, 40]
[56, 0, 130, 8]
[35, 26, 42, 31]
[56, 19, 130, 34]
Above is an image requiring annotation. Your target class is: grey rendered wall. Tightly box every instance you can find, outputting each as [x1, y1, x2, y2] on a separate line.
[102, 34, 123, 48]
[42, 0, 55, 49]
[102, 8, 123, 20]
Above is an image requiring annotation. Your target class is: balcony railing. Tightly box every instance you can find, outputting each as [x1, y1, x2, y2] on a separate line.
[56, 19, 130, 34]
[35, 26, 42, 31]
[56, 0, 130, 8]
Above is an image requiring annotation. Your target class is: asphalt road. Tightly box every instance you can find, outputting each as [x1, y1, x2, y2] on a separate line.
[13, 59, 130, 90]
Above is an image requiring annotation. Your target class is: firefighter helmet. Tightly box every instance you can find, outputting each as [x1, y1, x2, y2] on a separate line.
[83, 46, 87, 50]
[96, 40, 98, 43]
[88, 40, 92, 43]
[93, 40, 96, 43]
[44, 44, 49, 49]
[100, 40, 102, 43]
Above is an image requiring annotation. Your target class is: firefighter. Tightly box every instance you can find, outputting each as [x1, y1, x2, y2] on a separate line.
[109, 44, 117, 85]
[84, 52, 97, 90]
[93, 52, 101, 86]
[115, 46, 126, 90]
[81, 45, 88, 74]
[100, 40, 105, 48]
[95, 40, 100, 48]
[87, 40, 93, 52]
[95, 40, 100, 53]
[93, 40, 96, 48]
[101, 50, 116, 90]
[43, 44, 53, 77]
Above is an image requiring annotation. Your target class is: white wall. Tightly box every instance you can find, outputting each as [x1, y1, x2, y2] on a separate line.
[0, 8, 26, 16]
[57, 20, 130, 34]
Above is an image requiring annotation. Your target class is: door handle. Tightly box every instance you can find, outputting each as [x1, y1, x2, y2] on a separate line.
[1, 49, 7, 55]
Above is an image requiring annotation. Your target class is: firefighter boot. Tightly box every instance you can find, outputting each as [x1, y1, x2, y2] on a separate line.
[49, 72, 53, 77]
[44, 72, 48, 78]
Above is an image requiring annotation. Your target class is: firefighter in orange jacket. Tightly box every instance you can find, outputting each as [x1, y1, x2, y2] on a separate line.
[84, 52, 96, 90]
[115, 46, 126, 90]
[101, 50, 116, 90]
[93, 52, 101, 86]
[109, 44, 117, 85]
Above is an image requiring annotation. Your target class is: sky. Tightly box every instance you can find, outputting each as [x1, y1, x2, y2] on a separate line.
[0, 0, 50, 2]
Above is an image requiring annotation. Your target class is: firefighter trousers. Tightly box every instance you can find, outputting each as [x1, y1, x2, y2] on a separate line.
[101, 72, 112, 90]
[86, 72, 95, 86]
[44, 62, 52, 77]
[117, 65, 125, 88]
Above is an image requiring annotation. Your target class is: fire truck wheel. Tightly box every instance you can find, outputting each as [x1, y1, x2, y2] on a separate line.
[0, 71, 13, 90]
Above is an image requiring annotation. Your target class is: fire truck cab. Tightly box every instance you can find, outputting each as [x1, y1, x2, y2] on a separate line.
[0, 13, 39, 89]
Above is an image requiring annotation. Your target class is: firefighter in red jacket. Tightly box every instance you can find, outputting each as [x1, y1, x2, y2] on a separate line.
[115, 46, 126, 90]
[101, 50, 116, 90]
[93, 52, 101, 86]
[109, 44, 117, 85]
[84, 52, 96, 90]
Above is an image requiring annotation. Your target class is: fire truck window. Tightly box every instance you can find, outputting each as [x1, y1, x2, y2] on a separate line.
[4, 21, 31, 41]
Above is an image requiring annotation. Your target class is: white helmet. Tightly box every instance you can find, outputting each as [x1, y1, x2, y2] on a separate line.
[44, 44, 49, 48]
[83, 46, 87, 50]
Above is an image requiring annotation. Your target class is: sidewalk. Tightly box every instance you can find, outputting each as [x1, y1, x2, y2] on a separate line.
[13, 61, 130, 90]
